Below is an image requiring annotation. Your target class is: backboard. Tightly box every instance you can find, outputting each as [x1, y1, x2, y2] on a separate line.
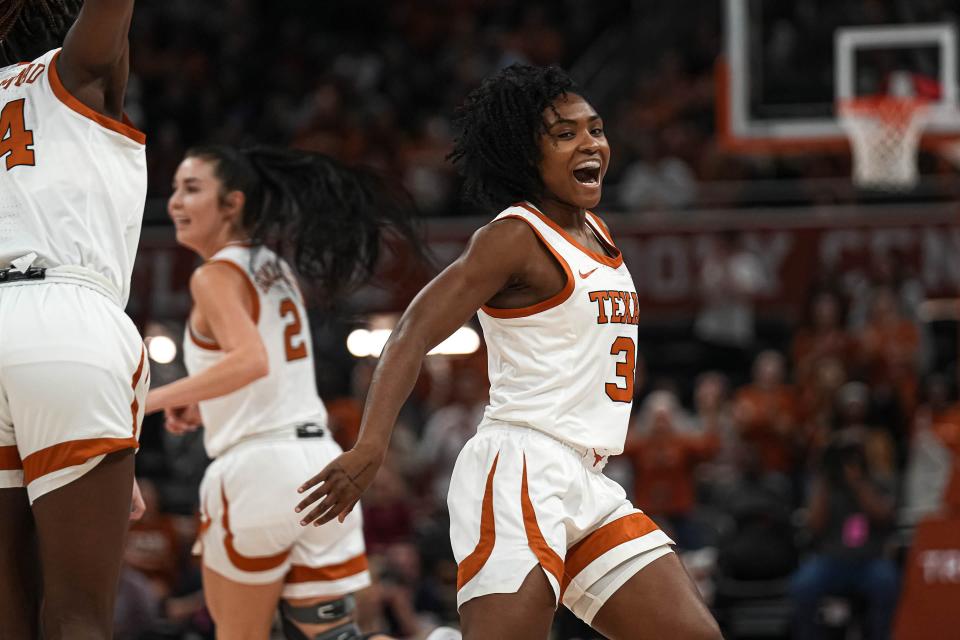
[719, 0, 960, 154]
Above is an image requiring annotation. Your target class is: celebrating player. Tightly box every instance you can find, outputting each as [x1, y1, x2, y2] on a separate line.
[296, 64, 723, 639]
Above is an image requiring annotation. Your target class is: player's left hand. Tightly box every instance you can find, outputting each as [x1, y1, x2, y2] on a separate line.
[295, 445, 383, 527]
[131, 478, 146, 521]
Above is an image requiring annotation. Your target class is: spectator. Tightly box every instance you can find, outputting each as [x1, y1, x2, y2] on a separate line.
[694, 232, 766, 381]
[123, 478, 182, 600]
[733, 351, 798, 478]
[855, 286, 921, 419]
[624, 391, 720, 548]
[790, 431, 899, 640]
[792, 289, 853, 390]
[417, 365, 488, 507]
[902, 375, 956, 521]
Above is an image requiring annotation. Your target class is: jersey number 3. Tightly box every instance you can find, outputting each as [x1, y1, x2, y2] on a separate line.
[280, 298, 308, 362]
[605, 336, 636, 403]
[0, 99, 35, 170]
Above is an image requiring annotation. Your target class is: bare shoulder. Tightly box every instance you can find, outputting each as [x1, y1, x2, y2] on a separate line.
[189, 261, 247, 299]
[466, 216, 541, 259]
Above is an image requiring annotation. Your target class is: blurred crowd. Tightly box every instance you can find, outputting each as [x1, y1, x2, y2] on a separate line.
[128, 0, 960, 221]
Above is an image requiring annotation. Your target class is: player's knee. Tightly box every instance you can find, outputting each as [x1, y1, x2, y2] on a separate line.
[278, 595, 364, 640]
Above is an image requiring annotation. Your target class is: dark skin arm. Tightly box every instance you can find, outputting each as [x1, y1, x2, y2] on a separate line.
[57, 0, 136, 119]
[296, 218, 565, 526]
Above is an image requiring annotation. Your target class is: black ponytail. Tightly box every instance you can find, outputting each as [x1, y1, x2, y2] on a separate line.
[185, 145, 424, 305]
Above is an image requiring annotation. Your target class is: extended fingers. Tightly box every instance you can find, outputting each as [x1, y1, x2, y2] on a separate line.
[298, 467, 331, 494]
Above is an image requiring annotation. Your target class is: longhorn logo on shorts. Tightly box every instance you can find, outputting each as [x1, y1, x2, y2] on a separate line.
[592, 448, 604, 467]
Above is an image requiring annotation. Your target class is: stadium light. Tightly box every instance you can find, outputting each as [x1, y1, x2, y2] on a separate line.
[146, 335, 178, 364]
[347, 327, 480, 358]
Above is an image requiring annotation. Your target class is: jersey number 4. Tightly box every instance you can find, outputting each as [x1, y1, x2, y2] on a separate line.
[280, 298, 308, 362]
[605, 336, 636, 403]
[0, 99, 36, 170]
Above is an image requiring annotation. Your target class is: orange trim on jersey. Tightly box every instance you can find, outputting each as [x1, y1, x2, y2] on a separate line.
[0, 446, 22, 471]
[285, 554, 370, 584]
[47, 51, 146, 145]
[21, 436, 138, 484]
[480, 215, 574, 319]
[188, 321, 222, 351]
[129, 346, 145, 436]
[521, 455, 564, 588]
[457, 453, 499, 591]
[220, 483, 291, 572]
[560, 512, 660, 598]
[586, 212, 615, 246]
[206, 259, 261, 325]
[517, 202, 622, 268]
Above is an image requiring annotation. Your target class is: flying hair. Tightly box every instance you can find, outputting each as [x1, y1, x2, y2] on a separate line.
[185, 145, 425, 306]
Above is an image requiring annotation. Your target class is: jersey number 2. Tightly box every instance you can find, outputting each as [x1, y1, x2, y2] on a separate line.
[0, 99, 35, 170]
[280, 298, 308, 362]
[605, 336, 636, 403]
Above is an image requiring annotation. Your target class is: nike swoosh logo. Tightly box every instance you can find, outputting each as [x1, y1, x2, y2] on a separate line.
[579, 267, 599, 279]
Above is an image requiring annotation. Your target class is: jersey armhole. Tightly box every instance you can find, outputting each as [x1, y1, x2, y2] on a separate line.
[480, 215, 574, 319]
[204, 259, 262, 325]
[48, 50, 146, 144]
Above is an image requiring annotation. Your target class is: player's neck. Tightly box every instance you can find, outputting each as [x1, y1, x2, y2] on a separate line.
[199, 231, 252, 260]
[531, 197, 587, 231]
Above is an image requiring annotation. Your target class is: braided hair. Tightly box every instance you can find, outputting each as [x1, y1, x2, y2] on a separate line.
[0, 0, 82, 66]
[448, 63, 577, 213]
[185, 145, 424, 305]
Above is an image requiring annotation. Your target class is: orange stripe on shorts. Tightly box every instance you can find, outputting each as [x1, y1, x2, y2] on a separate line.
[21, 436, 139, 484]
[561, 512, 659, 598]
[220, 483, 291, 572]
[521, 455, 564, 587]
[456, 453, 499, 591]
[286, 554, 369, 584]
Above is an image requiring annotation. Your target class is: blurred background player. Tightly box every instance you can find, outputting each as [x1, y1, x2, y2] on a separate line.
[296, 64, 722, 640]
[0, 1, 148, 638]
[144, 145, 452, 640]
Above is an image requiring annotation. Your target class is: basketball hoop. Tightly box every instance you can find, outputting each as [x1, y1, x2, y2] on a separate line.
[838, 96, 932, 190]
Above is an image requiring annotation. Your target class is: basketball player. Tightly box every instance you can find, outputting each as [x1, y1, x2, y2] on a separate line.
[0, 1, 148, 638]
[146, 146, 456, 640]
[297, 65, 723, 640]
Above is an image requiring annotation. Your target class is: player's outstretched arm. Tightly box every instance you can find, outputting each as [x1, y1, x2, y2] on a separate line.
[57, 0, 136, 118]
[295, 219, 538, 527]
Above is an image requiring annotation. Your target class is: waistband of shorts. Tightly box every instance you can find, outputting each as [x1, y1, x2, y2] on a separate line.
[476, 420, 610, 472]
[214, 419, 329, 457]
[0, 265, 123, 307]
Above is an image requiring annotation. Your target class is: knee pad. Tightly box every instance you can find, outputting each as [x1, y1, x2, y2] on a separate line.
[279, 595, 361, 640]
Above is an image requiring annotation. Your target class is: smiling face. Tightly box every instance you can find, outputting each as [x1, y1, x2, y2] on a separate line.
[167, 156, 244, 257]
[537, 93, 610, 211]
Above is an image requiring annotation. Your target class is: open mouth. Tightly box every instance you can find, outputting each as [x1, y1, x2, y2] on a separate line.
[572, 161, 601, 186]
[172, 216, 191, 228]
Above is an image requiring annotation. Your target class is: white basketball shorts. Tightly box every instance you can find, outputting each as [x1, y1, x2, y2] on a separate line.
[0, 280, 147, 502]
[449, 422, 674, 624]
[197, 430, 371, 599]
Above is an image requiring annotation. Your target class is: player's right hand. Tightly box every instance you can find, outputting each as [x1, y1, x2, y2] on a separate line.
[295, 445, 383, 527]
[164, 404, 202, 434]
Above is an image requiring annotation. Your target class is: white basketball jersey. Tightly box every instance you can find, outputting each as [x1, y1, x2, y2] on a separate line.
[182, 245, 328, 458]
[0, 49, 147, 305]
[478, 203, 640, 456]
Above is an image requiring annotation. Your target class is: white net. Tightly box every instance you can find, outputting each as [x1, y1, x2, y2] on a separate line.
[838, 97, 932, 190]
